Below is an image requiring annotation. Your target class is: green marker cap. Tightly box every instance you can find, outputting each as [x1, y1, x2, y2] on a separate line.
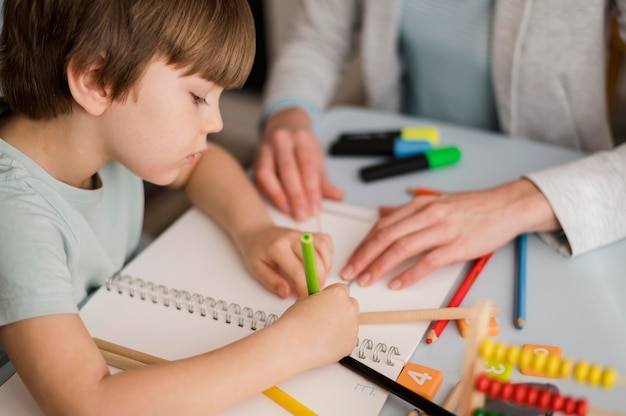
[424, 146, 461, 168]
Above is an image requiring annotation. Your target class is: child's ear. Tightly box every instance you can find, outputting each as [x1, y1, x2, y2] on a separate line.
[66, 58, 111, 116]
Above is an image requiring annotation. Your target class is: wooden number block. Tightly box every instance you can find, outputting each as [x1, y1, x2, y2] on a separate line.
[485, 359, 513, 382]
[397, 362, 444, 400]
[520, 344, 562, 378]
[457, 316, 499, 338]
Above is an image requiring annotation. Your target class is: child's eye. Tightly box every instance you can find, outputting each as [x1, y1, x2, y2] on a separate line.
[191, 93, 207, 105]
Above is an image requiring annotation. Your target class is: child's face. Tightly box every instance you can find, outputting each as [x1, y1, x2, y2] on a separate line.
[100, 59, 224, 185]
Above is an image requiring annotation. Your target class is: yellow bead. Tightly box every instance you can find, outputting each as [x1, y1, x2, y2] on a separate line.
[560, 357, 574, 379]
[493, 342, 507, 362]
[588, 364, 603, 386]
[574, 360, 590, 383]
[519, 348, 533, 370]
[480, 339, 495, 360]
[506, 345, 521, 365]
[601, 367, 617, 389]
[545, 354, 561, 377]
[532, 350, 548, 371]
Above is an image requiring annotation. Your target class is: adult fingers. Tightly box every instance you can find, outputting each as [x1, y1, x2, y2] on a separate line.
[321, 175, 344, 201]
[294, 131, 325, 215]
[340, 199, 436, 281]
[352, 222, 456, 288]
[388, 243, 468, 290]
[272, 130, 311, 221]
[254, 143, 291, 216]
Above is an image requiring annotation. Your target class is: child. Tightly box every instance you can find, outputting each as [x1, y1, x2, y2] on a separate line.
[0, 0, 359, 414]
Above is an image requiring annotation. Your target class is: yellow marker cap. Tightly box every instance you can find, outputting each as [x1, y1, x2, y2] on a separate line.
[400, 126, 440, 146]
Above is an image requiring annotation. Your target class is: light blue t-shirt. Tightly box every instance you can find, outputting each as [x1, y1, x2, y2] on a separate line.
[399, 0, 498, 131]
[0, 139, 144, 329]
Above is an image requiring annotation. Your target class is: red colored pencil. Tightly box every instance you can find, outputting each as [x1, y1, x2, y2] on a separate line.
[426, 252, 493, 344]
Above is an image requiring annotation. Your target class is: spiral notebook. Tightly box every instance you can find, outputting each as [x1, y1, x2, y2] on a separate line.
[0, 200, 463, 415]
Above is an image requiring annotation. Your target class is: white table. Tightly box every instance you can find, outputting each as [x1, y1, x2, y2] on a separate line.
[316, 106, 626, 414]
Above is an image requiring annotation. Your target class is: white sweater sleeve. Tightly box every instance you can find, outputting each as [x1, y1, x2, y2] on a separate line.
[525, 142, 626, 256]
[261, 0, 361, 121]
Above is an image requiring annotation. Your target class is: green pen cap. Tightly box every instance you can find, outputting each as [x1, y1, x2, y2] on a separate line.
[424, 146, 461, 168]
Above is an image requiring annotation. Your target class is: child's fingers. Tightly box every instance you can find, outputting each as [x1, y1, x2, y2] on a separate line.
[271, 250, 311, 297]
[250, 261, 294, 299]
[312, 232, 333, 285]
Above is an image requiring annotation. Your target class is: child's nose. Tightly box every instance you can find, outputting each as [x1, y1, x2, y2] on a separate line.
[201, 107, 223, 135]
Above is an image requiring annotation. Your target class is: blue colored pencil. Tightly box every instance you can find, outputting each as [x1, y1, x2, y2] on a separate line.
[515, 234, 528, 329]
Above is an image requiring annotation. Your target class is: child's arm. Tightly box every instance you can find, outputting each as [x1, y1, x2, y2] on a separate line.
[180, 142, 331, 298]
[0, 283, 358, 415]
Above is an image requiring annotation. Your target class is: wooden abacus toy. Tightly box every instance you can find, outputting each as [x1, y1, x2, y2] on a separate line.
[448, 300, 626, 416]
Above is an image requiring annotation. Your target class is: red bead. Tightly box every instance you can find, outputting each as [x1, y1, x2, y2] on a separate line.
[500, 382, 514, 401]
[526, 386, 539, 406]
[537, 389, 552, 410]
[513, 383, 527, 404]
[476, 374, 490, 392]
[575, 399, 588, 416]
[550, 392, 564, 412]
[488, 379, 502, 398]
[563, 396, 576, 414]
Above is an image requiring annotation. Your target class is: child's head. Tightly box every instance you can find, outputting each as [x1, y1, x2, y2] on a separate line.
[0, 0, 255, 120]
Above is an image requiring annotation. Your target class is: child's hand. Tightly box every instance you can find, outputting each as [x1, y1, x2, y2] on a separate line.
[234, 226, 333, 298]
[277, 283, 359, 369]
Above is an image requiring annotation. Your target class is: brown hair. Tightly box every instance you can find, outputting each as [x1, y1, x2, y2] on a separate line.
[0, 0, 255, 120]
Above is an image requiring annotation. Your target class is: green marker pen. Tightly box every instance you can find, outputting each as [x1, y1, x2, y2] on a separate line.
[300, 233, 320, 295]
[358, 146, 462, 182]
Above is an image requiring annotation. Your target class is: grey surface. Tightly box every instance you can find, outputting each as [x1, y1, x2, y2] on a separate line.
[317, 106, 626, 414]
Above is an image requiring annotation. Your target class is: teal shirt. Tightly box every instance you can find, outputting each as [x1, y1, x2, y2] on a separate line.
[399, 0, 498, 131]
[0, 139, 144, 330]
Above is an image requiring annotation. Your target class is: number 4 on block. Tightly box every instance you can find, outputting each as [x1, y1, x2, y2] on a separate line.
[397, 362, 444, 400]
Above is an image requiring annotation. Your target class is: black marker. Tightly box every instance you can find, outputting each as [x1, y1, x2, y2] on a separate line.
[329, 138, 432, 158]
[359, 146, 461, 182]
[338, 356, 455, 416]
[338, 126, 439, 145]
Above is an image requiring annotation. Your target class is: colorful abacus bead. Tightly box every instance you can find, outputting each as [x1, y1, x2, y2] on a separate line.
[574, 360, 590, 383]
[560, 358, 574, 379]
[537, 388, 552, 410]
[477, 340, 618, 389]
[550, 393, 565, 412]
[473, 409, 505, 416]
[602, 367, 618, 389]
[476, 373, 491, 393]
[545, 354, 561, 377]
[500, 382, 514, 401]
[474, 374, 590, 416]
[588, 364, 603, 386]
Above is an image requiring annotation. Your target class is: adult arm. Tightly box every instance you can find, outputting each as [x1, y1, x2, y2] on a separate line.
[254, 0, 362, 220]
[526, 142, 626, 256]
[340, 144, 626, 289]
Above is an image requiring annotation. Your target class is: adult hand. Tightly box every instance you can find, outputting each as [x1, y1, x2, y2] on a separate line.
[254, 107, 344, 222]
[340, 180, 560, 290]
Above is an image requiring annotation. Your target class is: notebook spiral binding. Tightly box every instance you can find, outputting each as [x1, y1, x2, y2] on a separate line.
[106, 273, 401, 366]
[356, 337, 401, 367]
[105, 272, 279, 330]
